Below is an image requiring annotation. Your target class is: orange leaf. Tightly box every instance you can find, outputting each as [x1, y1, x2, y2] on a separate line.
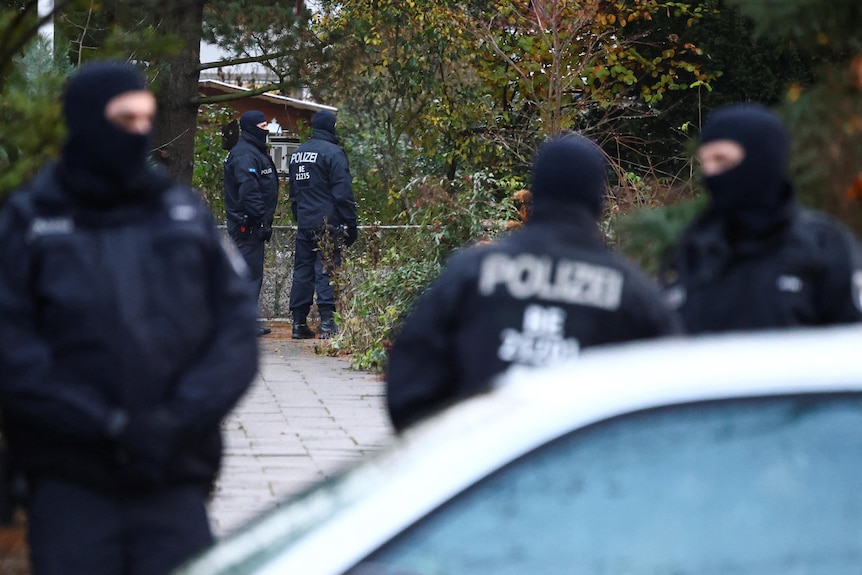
[852, 55, 862, 91]
[787, 83, 803, 103]
[844, 172, 862, 201]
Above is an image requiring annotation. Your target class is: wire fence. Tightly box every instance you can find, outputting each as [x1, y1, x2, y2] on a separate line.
[222, 225, 426, 319]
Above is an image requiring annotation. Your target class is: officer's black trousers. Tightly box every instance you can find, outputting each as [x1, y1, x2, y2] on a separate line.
[27, 479, 212, 575]
[289, 228, 340, 319]
[233, 235, 265, 302]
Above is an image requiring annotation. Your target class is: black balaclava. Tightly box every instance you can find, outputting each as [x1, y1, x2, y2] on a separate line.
[240, 110, 268, 148]
[530, 133, 607, 221]
[699, 103, 795, 236]
[311, 110, 337, 135]
[57, 60, 161, 208]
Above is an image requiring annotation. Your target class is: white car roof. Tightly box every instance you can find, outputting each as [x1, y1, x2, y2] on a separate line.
[180, 325, 862, 575]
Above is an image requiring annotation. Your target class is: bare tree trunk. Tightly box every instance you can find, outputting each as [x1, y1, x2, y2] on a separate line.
[152, 0, 205, 185]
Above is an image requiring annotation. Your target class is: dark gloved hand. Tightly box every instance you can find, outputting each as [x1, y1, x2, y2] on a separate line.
[261, 225, 273, 242]
[344, 221, 358, 247]
[114, 408, 182, 486]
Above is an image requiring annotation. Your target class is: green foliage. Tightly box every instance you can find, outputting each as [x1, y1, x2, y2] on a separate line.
[336, 109, 420, 224]
[328, 169, 525, 371]
[315, 0, 496, 199]
[463, 0, 712, 136]
[331, 246, 442, 371]
[610, 194, 707, 276]
[403, 170, 523, 247]
[0, 37, 70, 197]
[193, 105, 232, 217]
[317, 0, 713, 226]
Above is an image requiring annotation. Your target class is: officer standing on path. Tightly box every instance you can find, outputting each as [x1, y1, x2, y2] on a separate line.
[224, 110, 280, 337]
[661, 103, 862, 333]
[0, 60, 260, 575]
[386, 134, 681, 432]
[288, 110, 357, 340]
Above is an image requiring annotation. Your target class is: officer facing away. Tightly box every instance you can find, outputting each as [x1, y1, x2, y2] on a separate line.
[223, 109, 280, 336]
[386, 133, 681, 432]
[287, 110, 357, 339]
[661, 103, 862, 333]
[0, 61, 259, 575]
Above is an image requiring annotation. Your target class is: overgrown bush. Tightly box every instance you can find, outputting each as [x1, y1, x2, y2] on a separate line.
[329, 245, 442, 371]
[327, 169, 525, 371]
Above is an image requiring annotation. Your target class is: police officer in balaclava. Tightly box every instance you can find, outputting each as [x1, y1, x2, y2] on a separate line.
[662, 103, 862, 333]
[223, 109, 280, 336]
[0, 60, 259, 575]
[56, 60, 171, 206]
[287, 109, 357, 340]
[386, 133, 680, 432]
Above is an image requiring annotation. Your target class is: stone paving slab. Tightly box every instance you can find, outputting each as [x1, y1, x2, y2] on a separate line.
[207, 325, 396, 537]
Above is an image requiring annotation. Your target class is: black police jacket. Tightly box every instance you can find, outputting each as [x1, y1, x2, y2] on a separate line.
[223, 132, 279, 239]
[386, 205, 681, 432]
[0, 165, 260, 492]
[661, 206, 862, 334]
[288, 129, 356, 229]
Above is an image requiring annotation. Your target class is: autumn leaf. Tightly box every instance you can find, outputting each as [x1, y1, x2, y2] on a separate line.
[844, 172, 862, 201]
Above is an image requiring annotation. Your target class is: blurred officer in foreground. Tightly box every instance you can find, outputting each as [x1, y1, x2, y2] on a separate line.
[288, 110, 357, 339]
[386, 133, 681, 432]
[0, 60, 259, 575]
[661, 103, 862, 333]
[223, 109, 280, 336]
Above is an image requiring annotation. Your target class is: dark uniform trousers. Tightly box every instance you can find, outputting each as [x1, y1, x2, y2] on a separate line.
[233, 233, 266, 301]
[28, 479, 212, 575]
[289, 228, 341, 318]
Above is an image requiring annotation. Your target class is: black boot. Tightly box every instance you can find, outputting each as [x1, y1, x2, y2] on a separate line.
[292, 323, 315, 339]
[319, 312, 338, 339]
[292, 315, 315, 339]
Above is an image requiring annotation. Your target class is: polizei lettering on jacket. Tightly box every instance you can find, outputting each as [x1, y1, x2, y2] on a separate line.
[478, 253, 624, 310]
[28, 217, 75, 240]
[290, 151, 319, 164]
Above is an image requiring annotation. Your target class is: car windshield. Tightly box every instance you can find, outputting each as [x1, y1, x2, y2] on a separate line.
[349, 393, 862, 575]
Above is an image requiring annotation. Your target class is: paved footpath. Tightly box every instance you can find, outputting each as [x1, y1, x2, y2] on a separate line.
[208, 324, 396, 537]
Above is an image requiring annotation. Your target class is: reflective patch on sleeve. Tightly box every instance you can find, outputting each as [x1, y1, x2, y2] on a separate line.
[853, 270, 862, 313]
[168, 204, 197, 222]
[663, 284, 687, 310]
[221, 234, 250, 278]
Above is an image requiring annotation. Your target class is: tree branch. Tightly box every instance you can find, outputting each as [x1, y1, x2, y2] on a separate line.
[198, 51, 291, 71]
[193, 82, 284, 105]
